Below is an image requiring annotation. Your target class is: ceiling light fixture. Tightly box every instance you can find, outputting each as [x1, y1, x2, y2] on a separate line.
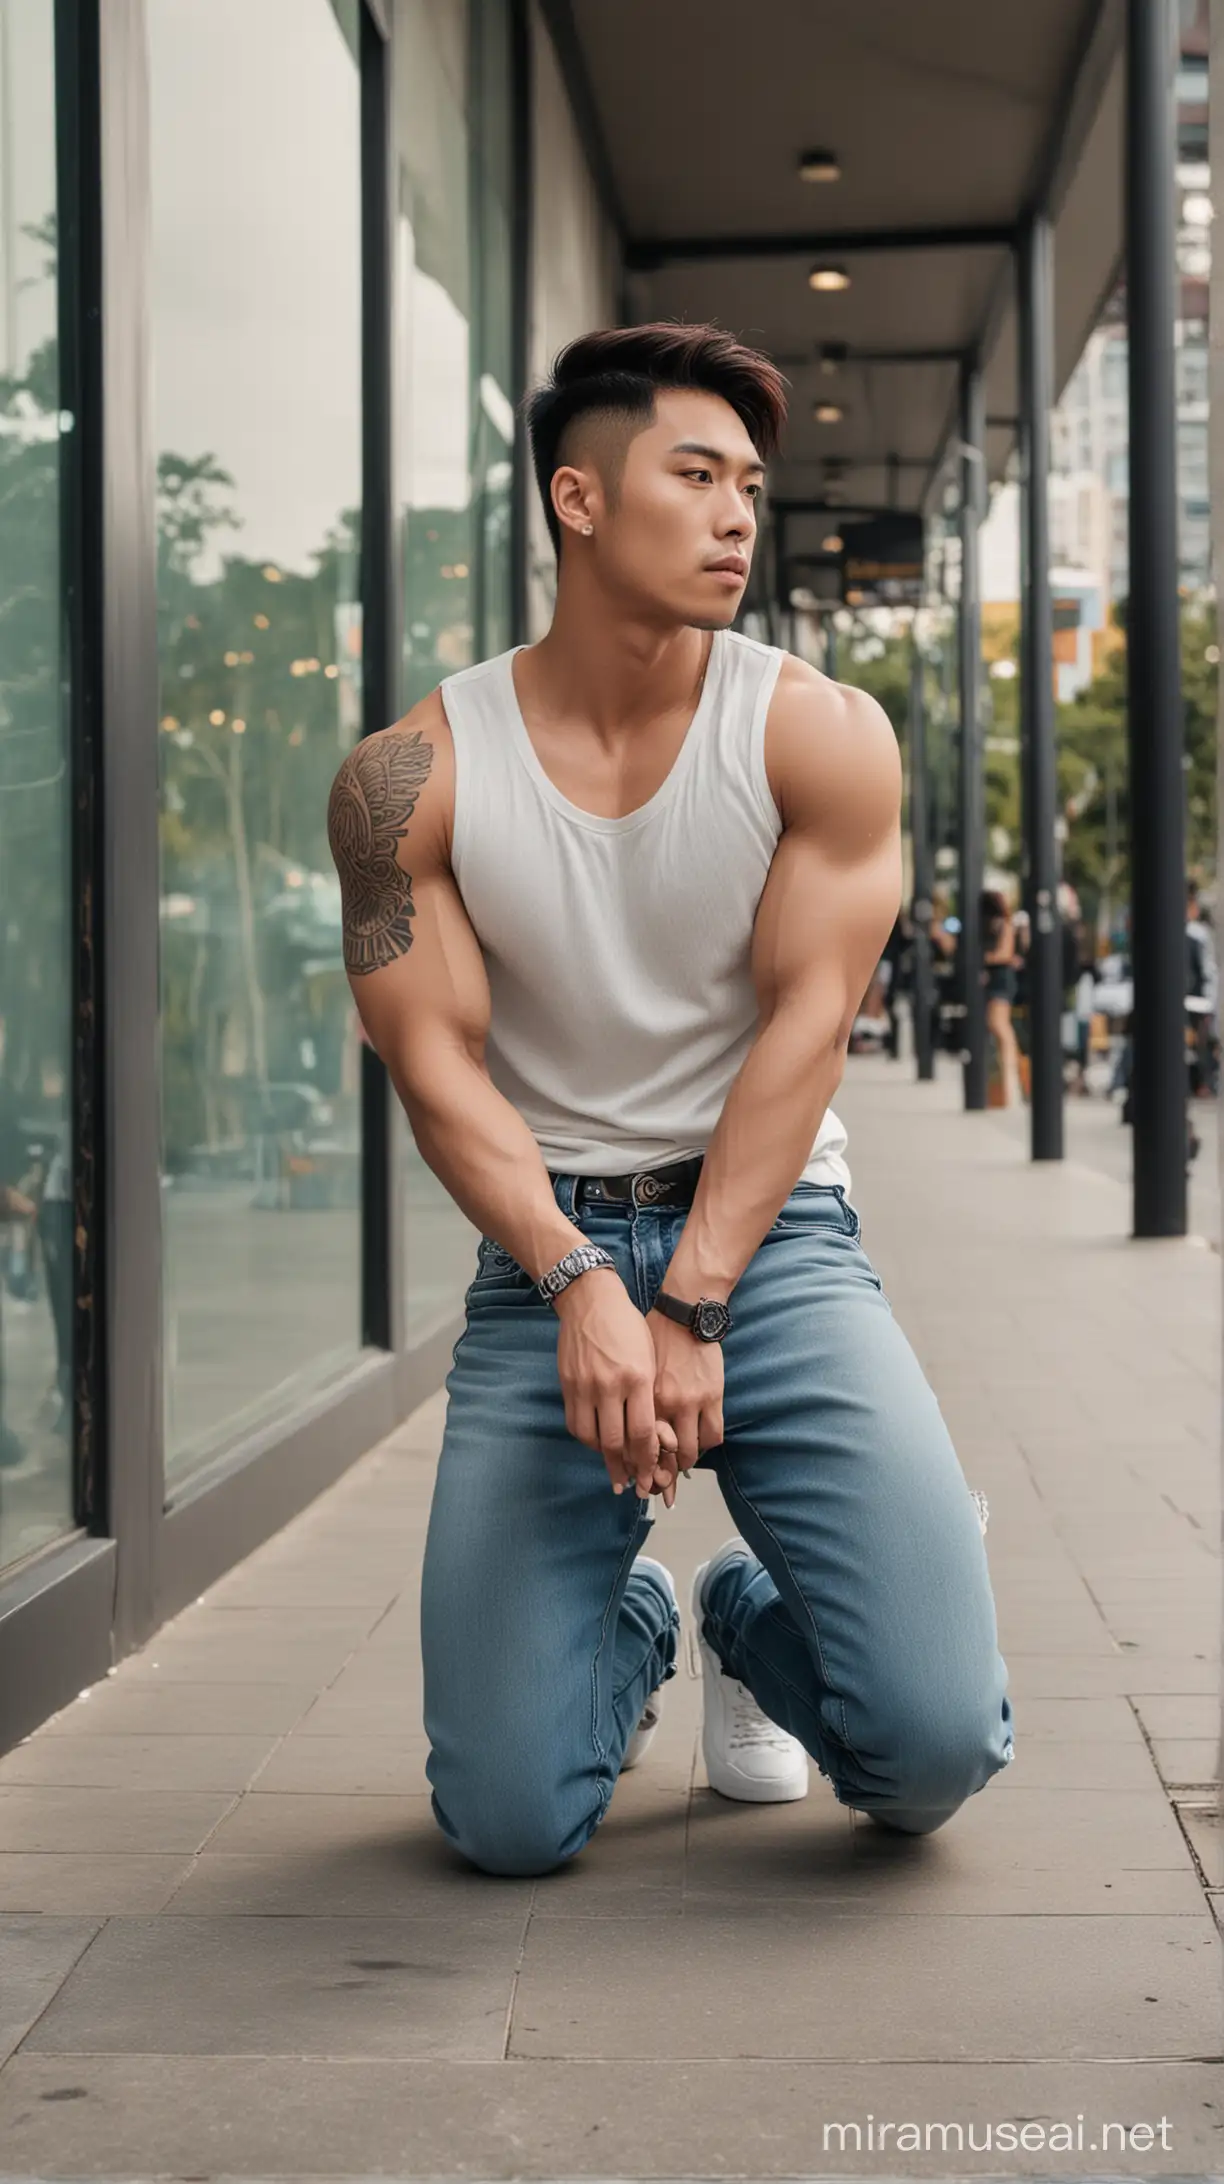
[814, 403, 844, 424]
[809, 263, 851, 293]
[822, 533, 844, 553]
[799, 148, 841, 184]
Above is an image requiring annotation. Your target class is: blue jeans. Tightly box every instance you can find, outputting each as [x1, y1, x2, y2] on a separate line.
[421, 1179, 1014, 1877]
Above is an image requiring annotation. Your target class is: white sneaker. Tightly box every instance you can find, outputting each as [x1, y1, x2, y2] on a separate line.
[691, 1541, 809, 1804]
[620, 1557, 677, 1771]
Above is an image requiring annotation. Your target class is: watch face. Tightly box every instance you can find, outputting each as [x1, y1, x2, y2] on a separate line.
[694, 1298, 731, 1342]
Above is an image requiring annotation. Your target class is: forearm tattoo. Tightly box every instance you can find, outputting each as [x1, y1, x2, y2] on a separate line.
[327, 730, 435, 975]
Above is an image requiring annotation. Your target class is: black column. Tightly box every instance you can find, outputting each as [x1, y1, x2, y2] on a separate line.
[909, 628, 936, 1081]
[958, 359, 987, 1110]
[1126, 0, 1187, 1236]
[1017, 212, 1064, 1160]
[824, 615, 838, 680]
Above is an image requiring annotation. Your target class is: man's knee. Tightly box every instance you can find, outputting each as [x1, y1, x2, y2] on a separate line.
[852, 1682, 1014, 1832]
[429, 1775, 599, 1879]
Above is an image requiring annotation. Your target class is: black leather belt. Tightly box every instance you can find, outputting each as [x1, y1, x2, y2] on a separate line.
[558, 1154, 705, 1210]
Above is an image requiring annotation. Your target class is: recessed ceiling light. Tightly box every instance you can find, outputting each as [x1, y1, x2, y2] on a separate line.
[809, 263, 851, 293]
[822, 533, 844, 553]
[799, 149, 841, 184]
[814, 403, 844, 424]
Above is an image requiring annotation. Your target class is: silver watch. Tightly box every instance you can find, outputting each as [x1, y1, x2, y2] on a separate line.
[537, 1242, 616, 1307]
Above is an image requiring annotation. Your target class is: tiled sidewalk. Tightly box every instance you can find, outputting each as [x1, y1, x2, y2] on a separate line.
[0, 1057, 1220, 2179]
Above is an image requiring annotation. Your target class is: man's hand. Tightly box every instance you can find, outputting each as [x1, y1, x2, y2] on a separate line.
[647, 1309, 725, 1472]
[554, 1273, 679, 1500]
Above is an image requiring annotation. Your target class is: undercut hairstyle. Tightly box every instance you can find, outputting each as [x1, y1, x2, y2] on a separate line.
[524, 323, 788, 556]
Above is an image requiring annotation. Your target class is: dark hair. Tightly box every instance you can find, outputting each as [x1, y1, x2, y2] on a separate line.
[980, 889, 1009, 943]
[524, 322, 788, 557]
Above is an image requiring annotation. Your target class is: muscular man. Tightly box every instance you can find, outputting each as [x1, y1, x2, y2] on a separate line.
[328, 323, 1013, 1878]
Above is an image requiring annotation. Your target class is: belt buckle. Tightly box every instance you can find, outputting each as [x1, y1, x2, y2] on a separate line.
[632, 1169, 666, 1207]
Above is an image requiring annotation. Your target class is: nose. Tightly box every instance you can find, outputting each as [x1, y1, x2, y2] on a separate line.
[718, 487, 754, 541]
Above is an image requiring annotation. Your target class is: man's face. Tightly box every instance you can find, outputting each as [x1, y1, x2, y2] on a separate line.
[567, 388, 764, 628]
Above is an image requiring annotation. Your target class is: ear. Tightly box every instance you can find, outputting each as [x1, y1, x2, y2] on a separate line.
[551, 464, 601, 542]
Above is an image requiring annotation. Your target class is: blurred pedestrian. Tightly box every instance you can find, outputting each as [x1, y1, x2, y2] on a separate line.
[981, 888, 1021, 1104]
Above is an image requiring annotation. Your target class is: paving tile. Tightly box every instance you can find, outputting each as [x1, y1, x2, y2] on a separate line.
[24, 1913, 527, 2059]
[1174, 1800, 1224, 1888]
[250, 1732, 432, 1795]
[0, 2053, 1219, 2178]
[1010, 1694, 1151, 1741]
[0, 1917, 100, 2066]
[162, 1845, 530, 1917]
[1136, 1694, 1224, 1741]
[0, 1786, 236, 1855]
[202, 1789, 433, 1857]
[509, 1909, 1221, 2061]
[39, 1681, 320, 1738]
[1152, 1738, 1222, 1787]
[0, 1854, 195, 1914]
[0, 1733, 277, 1792]
[680, 1785, 1207, 1917]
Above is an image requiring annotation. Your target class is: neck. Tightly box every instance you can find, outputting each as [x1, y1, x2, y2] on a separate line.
[526, 559, 713, 732]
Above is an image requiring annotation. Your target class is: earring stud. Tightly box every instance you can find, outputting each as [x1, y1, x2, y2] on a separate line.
[582, 523, 594, 536]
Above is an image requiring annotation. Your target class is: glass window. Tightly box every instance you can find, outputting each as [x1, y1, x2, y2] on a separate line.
[1178, 339, 1209, 406]
[1101, 340, 1128, 401]
[470, 0, 516, 660]
[150, 0, 363, 1478]
[393, 0, 509, 1342]
[0, 1, 75, 1568]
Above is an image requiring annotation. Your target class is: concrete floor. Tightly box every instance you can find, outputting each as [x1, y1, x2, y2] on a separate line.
[0, 1055, 1221, 2180]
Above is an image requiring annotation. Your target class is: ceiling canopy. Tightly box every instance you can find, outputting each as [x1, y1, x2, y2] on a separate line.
[548, 0, 1124, 515]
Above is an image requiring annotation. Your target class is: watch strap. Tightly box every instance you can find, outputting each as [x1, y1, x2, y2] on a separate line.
[537, 1242, 616, 1307]
[653, 1289, 698, 1331]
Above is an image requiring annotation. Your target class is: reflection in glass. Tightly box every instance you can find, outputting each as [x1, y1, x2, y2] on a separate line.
[151, 0, 363, 1473]
[0, 1, 75, 1569]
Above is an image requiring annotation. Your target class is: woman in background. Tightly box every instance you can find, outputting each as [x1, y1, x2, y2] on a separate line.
[981, 889, 1021, 1105]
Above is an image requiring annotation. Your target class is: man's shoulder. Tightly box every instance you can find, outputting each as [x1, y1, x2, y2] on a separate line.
[328, 692, 455, 869]
[763, 653, 900, 830]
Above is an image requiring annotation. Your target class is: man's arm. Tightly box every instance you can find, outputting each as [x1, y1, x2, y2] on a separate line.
[662, 661, 902, 1306]
[327, 697, 670, 1497]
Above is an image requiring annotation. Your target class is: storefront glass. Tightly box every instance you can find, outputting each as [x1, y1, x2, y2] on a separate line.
[150, 0, 364, 1475]
[0, 1, 76, 1569]
[392, 0, 500, 1339]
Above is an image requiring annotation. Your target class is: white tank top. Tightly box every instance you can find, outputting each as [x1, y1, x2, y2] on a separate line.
[440, 628, 851, 1190]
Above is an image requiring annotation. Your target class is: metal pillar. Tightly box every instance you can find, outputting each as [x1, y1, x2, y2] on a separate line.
[909, 628, 936, 1081]
[957, 359, 987, 1110]
[1017, 211, 1064, 1160]
[1126, 0, 1186, 1236]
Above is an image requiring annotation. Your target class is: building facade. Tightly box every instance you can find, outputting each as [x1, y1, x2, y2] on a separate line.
[0, 0, 615, 1749]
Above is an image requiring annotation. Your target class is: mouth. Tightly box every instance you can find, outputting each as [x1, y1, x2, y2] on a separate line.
[704, 556, 748, 584]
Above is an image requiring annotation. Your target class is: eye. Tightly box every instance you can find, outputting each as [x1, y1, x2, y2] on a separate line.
[682, 467, 713, 484]
[744, 483, 763, 501]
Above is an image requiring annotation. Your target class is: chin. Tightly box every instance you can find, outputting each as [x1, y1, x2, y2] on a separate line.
[684, 596, 744, 633]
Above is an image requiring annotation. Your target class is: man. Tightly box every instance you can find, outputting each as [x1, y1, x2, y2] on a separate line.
[328, 324, 1013, 1878]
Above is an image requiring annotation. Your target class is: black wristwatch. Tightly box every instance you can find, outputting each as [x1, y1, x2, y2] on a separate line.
[653, 1290, 732, 1344]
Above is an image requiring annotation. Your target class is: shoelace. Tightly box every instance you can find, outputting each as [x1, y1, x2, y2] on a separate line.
[726, 1679, 795, 1752]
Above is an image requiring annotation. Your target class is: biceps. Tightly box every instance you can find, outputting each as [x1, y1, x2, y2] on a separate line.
[752, 828, 901, 1028]
[347, 872, 491, 1096]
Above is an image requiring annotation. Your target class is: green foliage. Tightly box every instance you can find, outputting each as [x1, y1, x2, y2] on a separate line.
[1057, 602, 1217, 915]
[837, 603, 1219, 925]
